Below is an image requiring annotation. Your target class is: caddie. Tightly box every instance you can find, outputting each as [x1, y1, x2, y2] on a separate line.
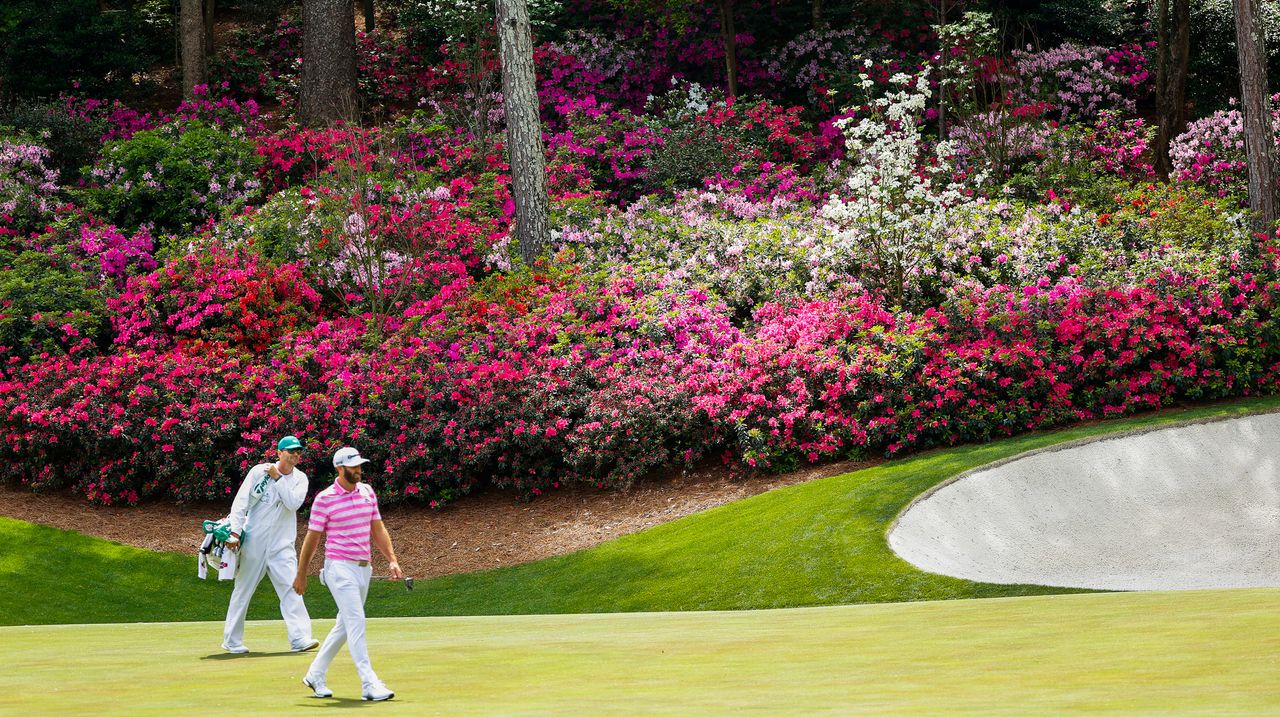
[293, 446, 400, 701]
[221, 435, 320, 654]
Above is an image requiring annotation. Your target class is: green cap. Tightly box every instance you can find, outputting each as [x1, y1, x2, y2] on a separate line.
[277, 435, 304, 451]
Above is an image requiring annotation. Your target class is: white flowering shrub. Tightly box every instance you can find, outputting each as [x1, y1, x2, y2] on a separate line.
[822, 66, 979, 306]
[531, 191, 851, 316]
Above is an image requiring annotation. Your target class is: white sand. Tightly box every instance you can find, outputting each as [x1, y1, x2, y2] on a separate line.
[888, 412, 1280, 590]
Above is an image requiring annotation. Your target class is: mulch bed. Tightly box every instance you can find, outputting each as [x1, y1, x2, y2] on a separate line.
[0, 459, 872, 579]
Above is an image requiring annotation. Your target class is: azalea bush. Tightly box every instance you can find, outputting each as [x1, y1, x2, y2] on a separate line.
[538, 190, 841, 317]
[209, 16, 302, 104]
[34, 209, 160, 288]
[1167, 98, 1280, 201]
[0, 247, 108, 362]
[0, 98, 106, 183]
[1011, 42, 1149, 119]
[643, 84, 831, 192]
[108, 246, 321, 351]
[543, 99, 662, 200]
[538, 29, 654, 112]
[763, 27, 888, 111]
[7, 231, 1278, 505]
[0, 137, 61, 234]
[1002, 110, 1154, 205]
[82, 119, 264, 234]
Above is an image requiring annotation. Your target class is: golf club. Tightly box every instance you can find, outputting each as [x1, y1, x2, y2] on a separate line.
[372, 575, 414, 591]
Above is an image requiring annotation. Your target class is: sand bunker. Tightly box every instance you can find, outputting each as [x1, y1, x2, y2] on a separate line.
[888, 412, 1280, 590]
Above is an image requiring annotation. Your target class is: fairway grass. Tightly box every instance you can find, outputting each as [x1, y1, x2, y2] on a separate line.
[4, 588, 1279, 716]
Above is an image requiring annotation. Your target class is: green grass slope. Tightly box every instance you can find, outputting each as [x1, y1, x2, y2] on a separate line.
[410, 396, 1280, 615]
[3, 589, 1279, 716]
[2, 396, 1277, 625]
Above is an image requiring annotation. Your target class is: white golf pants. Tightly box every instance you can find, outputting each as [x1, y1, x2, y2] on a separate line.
[308, 558, 380, 686]
[223, 542, 312, 649]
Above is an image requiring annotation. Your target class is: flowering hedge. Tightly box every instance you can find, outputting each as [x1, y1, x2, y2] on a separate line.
[3, 239, 1279, 505]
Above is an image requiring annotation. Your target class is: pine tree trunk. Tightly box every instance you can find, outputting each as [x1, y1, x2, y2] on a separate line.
[936, 0, 948, 141]
[812, 0, 823, 30]
[300, 0, 359, 127]
[495, 0, 550, 264]
[203, 0, 216, 57]
[1154, 0, 1190, 179]
[179, 0, 207, 100]
[720, 0, 738, 98]
[1234, 0, 1278, 229]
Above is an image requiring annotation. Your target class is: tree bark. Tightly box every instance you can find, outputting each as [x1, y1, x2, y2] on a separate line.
[720, 0, 738, 98]
[936, 0, 948, 141]
[363, 0, 375, 32]
[179, 0, 207, 100]
[1234, 0, 1278, 230]
[495, 0, 550, 265]
[203, 0, 216, 57]
[1154, 0, 1191, 179]
[812, 0, 823, 31]
[300, 0, 360, 126]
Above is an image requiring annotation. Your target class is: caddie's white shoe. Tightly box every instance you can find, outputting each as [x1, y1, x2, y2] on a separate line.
[362, 681, 394, 701]
[221, 642, 249, 654]
[303, 673, 333, 698]
[291, 638, 321, 652]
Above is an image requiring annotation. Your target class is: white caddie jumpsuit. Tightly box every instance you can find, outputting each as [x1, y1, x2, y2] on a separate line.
[222, 463, 314, 650]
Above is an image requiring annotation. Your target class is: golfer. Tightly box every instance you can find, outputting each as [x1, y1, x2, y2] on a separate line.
[221, 435, 319, 654]
[293, 446, 400, 701]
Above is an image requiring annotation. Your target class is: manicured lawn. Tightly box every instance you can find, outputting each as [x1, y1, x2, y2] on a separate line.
[4, 588, 1278, 716]
[2, 396, 1278, 625]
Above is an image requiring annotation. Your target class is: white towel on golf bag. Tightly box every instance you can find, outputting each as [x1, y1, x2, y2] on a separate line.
[197, 530, 239, 581]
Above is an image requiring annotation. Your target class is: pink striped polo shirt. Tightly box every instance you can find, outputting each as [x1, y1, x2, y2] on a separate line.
[309, 480, 382, 562]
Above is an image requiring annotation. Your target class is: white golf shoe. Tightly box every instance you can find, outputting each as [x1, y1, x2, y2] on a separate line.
[291, 638, 321, 652]
[303, 673, 333, 698]
[362, 681, 395, 701]
[220, 642, 249, 654]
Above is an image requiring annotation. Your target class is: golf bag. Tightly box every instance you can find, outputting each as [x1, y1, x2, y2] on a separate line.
[198, 518, 245, 580]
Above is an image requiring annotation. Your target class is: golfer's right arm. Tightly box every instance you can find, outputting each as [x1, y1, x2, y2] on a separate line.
[293, 529, 324, 595]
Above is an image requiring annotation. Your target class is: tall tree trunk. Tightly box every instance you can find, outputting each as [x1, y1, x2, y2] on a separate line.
[363, 0, 375, 32]
[203, 0, 216, 57]
[720, 0, 738, 98]
[299, 0, 359, 126]
[1235, 0, 1278, 230]
[812, 0, 823, 31]
[495, 0, 550, 265]
[1154, 0, 1191, 179]
[936, 0, 949, 141]
[179, 0, 207, 100]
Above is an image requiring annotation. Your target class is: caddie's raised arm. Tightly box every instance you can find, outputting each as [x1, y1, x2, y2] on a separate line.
[225, 464, 262, 546]
[279, 466, 309, 512]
